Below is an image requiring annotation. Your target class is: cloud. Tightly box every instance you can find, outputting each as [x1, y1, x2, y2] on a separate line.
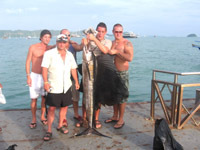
[4, 7, 38, 14]
[5, 8, 23, 14]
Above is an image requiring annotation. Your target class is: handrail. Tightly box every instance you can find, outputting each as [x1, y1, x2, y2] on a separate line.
[151, 69, 200, 129]
[153, 69, 200, 76]
[153, 70, 200, 81]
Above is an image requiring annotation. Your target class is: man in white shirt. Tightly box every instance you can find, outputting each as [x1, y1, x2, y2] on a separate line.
[42, 34, 79, 141]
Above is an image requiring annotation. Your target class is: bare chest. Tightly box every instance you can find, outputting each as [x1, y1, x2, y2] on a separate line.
[114, 42, 125, 52]
[32, 48, 45, 58]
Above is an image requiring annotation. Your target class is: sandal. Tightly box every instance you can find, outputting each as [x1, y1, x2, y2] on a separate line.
[41, 120, 47, 125]
[75, 120, 83, 128]
[114, 122, 125, 129]
[94, 120, 102, 129]
[104, 118, 118, 123]
[74, 116, 82, 121]
[63, 119, 68, 127]
[76, 119, 88, 128]
[57, 126, 69, 134]
[29, 123, 37, 129]
[43, 132, 52, 141]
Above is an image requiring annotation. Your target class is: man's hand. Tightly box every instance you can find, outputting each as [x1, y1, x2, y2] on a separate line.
[109, 49, 118, 55]
[44, 83, 51, 92]
[82, 38, 88, 46]
[87, 34, 96, 41]
[75, 82, 80, 90]
[27, 76, 32, 87]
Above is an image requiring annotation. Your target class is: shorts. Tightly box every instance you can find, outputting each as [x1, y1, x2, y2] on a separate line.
[29, 72, 45, 99]
[71, 80, 80, 102]
[117, 70, 129, 103]
[46, 87, 73, 107]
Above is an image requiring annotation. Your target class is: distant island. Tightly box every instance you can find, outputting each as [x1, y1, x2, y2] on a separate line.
[187, 33, 198, 37]
[0, 30, 84, 38]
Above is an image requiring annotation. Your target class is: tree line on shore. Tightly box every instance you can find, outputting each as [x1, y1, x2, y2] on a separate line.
[0, 30, 84, 38]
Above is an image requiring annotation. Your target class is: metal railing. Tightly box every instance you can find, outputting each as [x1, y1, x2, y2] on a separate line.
[151, 70, 200, 129]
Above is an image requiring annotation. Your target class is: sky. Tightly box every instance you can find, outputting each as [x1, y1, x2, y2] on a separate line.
[0, 0, 200, 36]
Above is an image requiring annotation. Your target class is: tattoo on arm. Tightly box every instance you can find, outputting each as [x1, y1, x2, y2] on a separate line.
[118, 52, 126, 61]
[126, 41, 132, 47]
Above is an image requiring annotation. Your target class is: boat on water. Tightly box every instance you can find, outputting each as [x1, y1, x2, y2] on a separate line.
[27, 36, 31, 39]
[192, 44, 200, 50]
[123, 32, 138, 38]
[71, 34, 81, 38]
[192, 40, 200, 50]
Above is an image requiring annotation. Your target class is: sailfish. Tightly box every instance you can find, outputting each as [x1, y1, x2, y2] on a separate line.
[74, 28, 110, 138]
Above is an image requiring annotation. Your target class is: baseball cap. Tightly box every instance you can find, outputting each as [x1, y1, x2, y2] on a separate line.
[56, 34, 68, 42]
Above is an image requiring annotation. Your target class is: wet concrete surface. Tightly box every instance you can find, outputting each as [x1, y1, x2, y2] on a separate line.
[0, 101, 199, 150]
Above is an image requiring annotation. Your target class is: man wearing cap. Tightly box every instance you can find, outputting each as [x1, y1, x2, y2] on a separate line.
[59, 29, 84, 127]
[26, 29, 52, 129]
[42, 34, 79, 141]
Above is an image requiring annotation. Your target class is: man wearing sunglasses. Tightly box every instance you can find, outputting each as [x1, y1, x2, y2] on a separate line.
[106, 23, 133, 129]
[42, 34, 79, 141]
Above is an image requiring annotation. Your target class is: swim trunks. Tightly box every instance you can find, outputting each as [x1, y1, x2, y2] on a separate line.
[29, 72, 45, 99]
[46, 87, 73, 107]
[117, 70, 129, 103]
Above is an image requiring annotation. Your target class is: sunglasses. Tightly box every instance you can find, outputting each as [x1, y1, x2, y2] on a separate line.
[65, 34, 70, 37]
[114, 31, 123, 33]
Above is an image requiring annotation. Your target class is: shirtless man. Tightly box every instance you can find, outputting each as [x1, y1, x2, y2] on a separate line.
[25, 30, 52, 129]
[106, 24, 133, 129]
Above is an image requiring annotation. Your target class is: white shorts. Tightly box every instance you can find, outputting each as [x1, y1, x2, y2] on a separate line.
[71, 80, 80, 102]
[29, 72, 45, 99]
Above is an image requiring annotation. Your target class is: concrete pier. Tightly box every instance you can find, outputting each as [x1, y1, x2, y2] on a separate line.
[0, 101, 199, 150]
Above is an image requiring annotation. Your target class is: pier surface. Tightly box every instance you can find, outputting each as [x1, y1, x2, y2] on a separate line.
[0, 101, 199, 150]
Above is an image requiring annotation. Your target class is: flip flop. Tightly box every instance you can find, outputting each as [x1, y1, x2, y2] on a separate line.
[73, 116, 82, 121]
[57, 126, 69, 134]
[43, 132, 52, 141]
[29, 123, 37, 129]
[75, 119, 88, 128]
[41, 120, 47, 125]
[104, 118, 118, 123]
[114, 122, 125, 129]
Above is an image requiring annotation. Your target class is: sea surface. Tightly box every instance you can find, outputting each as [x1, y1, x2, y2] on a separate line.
[0, 36, 200, 110]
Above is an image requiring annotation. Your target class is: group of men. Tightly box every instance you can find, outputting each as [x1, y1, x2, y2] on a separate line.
[25, 22, 133, 141]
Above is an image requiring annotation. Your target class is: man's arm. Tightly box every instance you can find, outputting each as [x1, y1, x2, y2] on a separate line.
[25, 46, 33, 86]
[70, 39, 84, 51]
[71, 69, 80, 90]
[109, 41, 133, 62]
[42, 67, 50, 92]
[87, 34, 110, 54]
[117, 41, 133, 62]
[47, 45, 56, 50]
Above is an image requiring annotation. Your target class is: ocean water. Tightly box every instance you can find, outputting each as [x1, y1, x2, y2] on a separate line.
[0, 36, 200, 110]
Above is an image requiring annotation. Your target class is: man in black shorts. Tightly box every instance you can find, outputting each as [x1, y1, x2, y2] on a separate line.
[42, 34, 79, 141]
